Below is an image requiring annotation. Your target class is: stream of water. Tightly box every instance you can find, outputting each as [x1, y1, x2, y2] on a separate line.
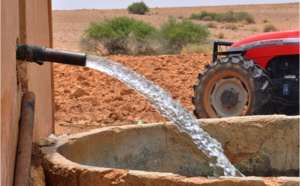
[86, 54, 244, 177]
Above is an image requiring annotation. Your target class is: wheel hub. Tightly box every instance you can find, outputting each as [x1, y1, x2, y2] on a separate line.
[210, 77, 248, 117]
[220, 90, 238, 107]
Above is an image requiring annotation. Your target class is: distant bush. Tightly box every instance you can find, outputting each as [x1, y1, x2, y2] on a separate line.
[160, 17, 210, 53]
[190, 11, 220, 21]
[190, 11, 255, 24]
[81, 17, 157, 55]
[221, 11, 238, 22]
[235, 11, 255, 24]
[217, 32, 224, 39]
[127, 1, 149, 15]
[250, 27, 259, 32]
[222, 23, 238, 30]
[177, 15, 184, 19]
[206, 22, 217, 28]
[81, 16, 211, 55]
[263, 24, 278, 32]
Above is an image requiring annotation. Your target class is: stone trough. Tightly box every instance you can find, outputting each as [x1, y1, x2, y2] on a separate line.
[41, 115, 299, 186]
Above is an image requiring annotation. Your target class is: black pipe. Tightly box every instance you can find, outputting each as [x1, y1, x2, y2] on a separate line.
[16, 44, 86, 66]
[14, 92, 35, 186]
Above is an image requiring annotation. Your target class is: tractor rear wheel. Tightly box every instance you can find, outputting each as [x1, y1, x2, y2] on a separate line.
[192, 56, 271, 118]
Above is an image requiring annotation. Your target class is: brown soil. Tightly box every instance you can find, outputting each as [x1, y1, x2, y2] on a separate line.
[52, 3, 299, 136]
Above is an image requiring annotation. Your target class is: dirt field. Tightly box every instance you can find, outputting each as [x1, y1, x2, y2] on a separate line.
[52, 3, 299, 135]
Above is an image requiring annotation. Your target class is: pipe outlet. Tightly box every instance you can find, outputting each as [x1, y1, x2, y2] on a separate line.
[16, 44, 86, 66]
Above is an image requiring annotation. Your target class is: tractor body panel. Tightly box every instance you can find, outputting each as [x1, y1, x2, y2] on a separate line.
[228, 30, 300, 68]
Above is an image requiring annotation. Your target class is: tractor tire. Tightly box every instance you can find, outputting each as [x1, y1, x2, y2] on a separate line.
[192, 56, 271, 118]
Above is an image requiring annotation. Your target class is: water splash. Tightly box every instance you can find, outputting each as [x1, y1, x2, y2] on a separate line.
[86, 55, 244, 177]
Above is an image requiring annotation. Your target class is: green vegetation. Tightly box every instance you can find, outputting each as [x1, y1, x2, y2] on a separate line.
[81, 16, 210, 55]
[81, 17, 157, 55]
[190, 11, 220, 21]
[160, 17, 210, 53]
[127, 1, 149, 15]
[190, 10, 255, 24]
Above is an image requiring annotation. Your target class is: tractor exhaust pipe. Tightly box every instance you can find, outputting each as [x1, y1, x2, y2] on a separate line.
[16, 44, 86, 66]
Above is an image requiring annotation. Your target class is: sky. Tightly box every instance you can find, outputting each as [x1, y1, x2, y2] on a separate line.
[51, 0, 298, 10]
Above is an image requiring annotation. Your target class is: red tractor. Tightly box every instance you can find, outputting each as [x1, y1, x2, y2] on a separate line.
[192, 30, 299, 118]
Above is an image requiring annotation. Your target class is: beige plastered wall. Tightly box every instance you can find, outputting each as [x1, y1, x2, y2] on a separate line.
[1, 0, 54, 185]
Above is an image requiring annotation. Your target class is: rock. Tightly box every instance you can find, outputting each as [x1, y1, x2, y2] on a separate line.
[72, 88, 88, 98]
[36, 138, 57, 147]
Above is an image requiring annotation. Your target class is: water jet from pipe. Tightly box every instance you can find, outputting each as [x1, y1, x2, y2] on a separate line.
[16, 44, 243, 177]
